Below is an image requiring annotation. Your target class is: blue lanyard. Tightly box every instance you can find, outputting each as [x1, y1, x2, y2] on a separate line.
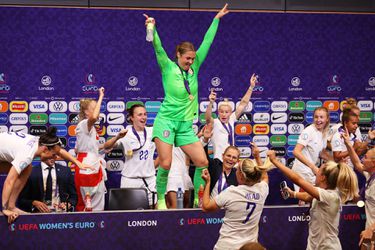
[132, 126, 147, 152]
[218, 172, 229, 194]
[221, 122, 233, 146]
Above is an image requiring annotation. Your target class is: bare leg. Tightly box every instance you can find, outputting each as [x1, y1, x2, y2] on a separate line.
[166, 191, 177, 209]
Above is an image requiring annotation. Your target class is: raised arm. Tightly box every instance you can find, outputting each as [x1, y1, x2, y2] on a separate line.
[235, 74, 256, 119]
[268, 150, 320, 201]
[87, 87, 104, 132]
[342, 129, 364, 174]
[102, 129, 128, 151]
[293, 143, 319, 175]
[201, 169, 219, 212]
[205, 90, 216, 125]
[251, 142, 262, 167]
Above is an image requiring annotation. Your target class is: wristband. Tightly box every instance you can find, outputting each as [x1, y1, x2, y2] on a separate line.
[293, 191, 297, 199]
[249, 86, 254, 91]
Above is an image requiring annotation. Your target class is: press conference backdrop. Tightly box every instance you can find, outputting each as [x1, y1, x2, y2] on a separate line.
[0, 7, 374, 177]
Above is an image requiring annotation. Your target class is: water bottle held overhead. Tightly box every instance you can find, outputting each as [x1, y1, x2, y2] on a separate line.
[146, 17, 155, 42]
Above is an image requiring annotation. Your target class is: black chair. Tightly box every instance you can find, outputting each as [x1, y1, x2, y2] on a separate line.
[108, 188, 149, 210]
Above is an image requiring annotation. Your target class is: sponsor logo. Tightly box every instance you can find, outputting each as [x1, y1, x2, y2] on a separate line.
[68, 137, 76, 148]
[252, 135, 269, 146]
[287, 158, 295, 168]
[288, 135, 299, 146]
[107, 101, 125, 112]
[106, 160, 124, 171]
[234, 124, 252, 135]
[323, 100, 339, 111]
[9, 125, 28, 134]
[9, 113, 28, 125]
[327, 75, 341, 95]
[199, 113, 217, 124]
[305, 112, 314, 123]
[69, 113, 80, 124]
[288, 113, 304, 123]
[306, 101, 322, 112]
[359, 123, 372, 134]
[258, 147, 268, 158]
[200, 101, 217, 113]
[330, 112, 340, 123]
[68, 101, 80, 113]
[82, 73, 99, 94]
[358, 100, 373, 111]
[106, 149, 124, 159]
[238, 147, 251, 158]
[236, 102, 252, 113]
[39, 75, 54, 91]
[237, 113, 252, 123]
[125, 101, 144, 110]
[270, 124, 287, 134]
[60, 138, 67, 149]
[0, 125, 8, 133]
[234, 136, 251, 147]
[107, 113, 125, 124]
[29, 101, 48, 112]
[271, 146, 286, 156]
[270, 113, 287, 123]
[289, 77, 302, 91]
[253, 113, 270, 123]
[253, 124, 269, 135]
[359, 112, 373, 123]
[68, 125, 77, 136]
[49, 113, 67, 125]
[287, 146, 295, 157]
[49, 101, 67, 113]
[253, 101, 270, 112]
[270, 135, 287, 146]
[366, 77, 375, 91]
[0, 114, 9, 124]
[288, 101, 305, 112]
[29, 113, 48, 125]
[100, 102, 106, 113]
[29, 125, 47, 136]
[10, 101, 28, 112]
[271, 101, 288, 112]
[107, 125, 125, 136]
[146, 113, 157, 126]
[0, 101, 8, 112]
[145, 101, 161, 113]
[55, 125, 68, 137]
[0, 73, 11, 93]
[288, 124, 304, 134]
[126, 76, 141, 91]
[211, 77, 221, 87]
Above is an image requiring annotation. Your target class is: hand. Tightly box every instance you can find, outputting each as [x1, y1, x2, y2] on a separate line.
[33, 200, 51, 213]
[209, 89, 217, 103]
[250, 142, 259, 157]
[359, 228, 374, 246]
[98, 87, 105, 97]
[368, 129, 375, 140]
[116, 129, 128, 139]
[280, 186, 293, 199]
[203, 123, 213, 140]
[59, 202, 72, 211]
[341, 127, 351, 145]
[250, 73, 257, 88]
[79, 162, 95, 171]
[215, 3, 229, 19]
[201, 168, 211, 183]
[267, 150, 277, 161]
[143, 14, 155, 26]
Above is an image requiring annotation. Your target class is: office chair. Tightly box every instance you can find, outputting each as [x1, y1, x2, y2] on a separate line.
[108, 188, 149, 210]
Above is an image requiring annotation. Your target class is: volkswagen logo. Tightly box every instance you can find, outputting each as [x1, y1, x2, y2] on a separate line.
[53, 102, 64, 112]
[291, 124, 302, 133]
[369, 77, 375, 87]
[128, 76, 138, 86]
[291, 77, 300, 87]
[110, 161, 120, 170]
[41, 75, 52, 86]
[211, 77, 221, 87]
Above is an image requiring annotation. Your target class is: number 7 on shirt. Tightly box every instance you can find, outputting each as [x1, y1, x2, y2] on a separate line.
[242, 202, 256, 224]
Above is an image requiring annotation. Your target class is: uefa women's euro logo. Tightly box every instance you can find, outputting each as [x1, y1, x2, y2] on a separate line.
[82, 73, 99, 94]
[0, 73, 11, 94]
[327, 75, 342, 95]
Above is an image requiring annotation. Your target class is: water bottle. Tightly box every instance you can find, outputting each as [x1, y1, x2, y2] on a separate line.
[176, 187, 184, 209]
[146, 18, 154, 42]
[84, 192, 93, 212]
[198, 185, 204, 208]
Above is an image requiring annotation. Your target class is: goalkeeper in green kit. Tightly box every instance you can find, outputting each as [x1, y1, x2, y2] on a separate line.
[144, 4, 229, 209]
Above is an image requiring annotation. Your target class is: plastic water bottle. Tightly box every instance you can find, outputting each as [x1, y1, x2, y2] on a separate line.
[198, 185, 204, 208]
[176, 187, 184, 209]
[84, 192, 93, 212]
[146, 18, 154, 42]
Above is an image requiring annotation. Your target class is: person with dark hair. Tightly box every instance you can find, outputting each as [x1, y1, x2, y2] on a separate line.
[201, 155, 273, 249]
[144, 4, 229, 209]
[269, 150, 358, 250]
[239, 242, 266, 250]
[0, 127, 89, 223]
[17, 156, 78, 213]
[75, 87, 127, 211]
[107, 104, 158, 208]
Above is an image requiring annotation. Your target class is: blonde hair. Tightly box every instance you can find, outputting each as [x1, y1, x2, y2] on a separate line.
[218, 98, 232, 111]
[321, 161, 358, 203]
[314, 107, 330, 138]
[79, 98, 95, 122]
[239, 157, 274, 183]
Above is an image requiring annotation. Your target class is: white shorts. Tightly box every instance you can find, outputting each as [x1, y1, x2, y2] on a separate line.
[167, 174, 193, 193]
[120, 176, 157, 206]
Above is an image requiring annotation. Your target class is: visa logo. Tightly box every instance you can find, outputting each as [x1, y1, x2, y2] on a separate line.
[33, 104, 45, 109]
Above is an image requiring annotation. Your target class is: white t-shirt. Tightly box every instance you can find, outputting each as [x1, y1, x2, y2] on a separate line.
[211, 113, 237, 161]
[75, 119, 100, 156]
[331, 131, 357, 168]
[0, 132, 38, 174]
[292, 125, 326, 183]
[364, 172, 375, 228]
[328, 123, 362, 142]
[214, 182, 269, 250]
[307, 188, 341, 250]
[116, 126, 155, 178]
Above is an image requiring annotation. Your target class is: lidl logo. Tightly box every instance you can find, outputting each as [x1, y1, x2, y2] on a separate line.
[29, 113, 48, 125]
[235, 124, 252, 135]
[359, 112, 373, 123]
[323, 101, 339, 111]
[288, 101, 305, 112]
[270, 135, 287, 146]
[10, 101, 28, 112]
[306, 101, 322, 112]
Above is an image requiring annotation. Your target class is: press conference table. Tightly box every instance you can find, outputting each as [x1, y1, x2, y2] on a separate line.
[0, 205, 364, 250]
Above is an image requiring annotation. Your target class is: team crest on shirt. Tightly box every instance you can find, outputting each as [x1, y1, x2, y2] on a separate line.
[163, 130, 170, 138]
[19, 161, 29, 170]
[188, 68, 194, 75]
[301, 133, 308, 140]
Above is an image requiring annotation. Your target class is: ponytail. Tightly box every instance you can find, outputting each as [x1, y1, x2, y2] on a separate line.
[240, 157, 274, 183]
